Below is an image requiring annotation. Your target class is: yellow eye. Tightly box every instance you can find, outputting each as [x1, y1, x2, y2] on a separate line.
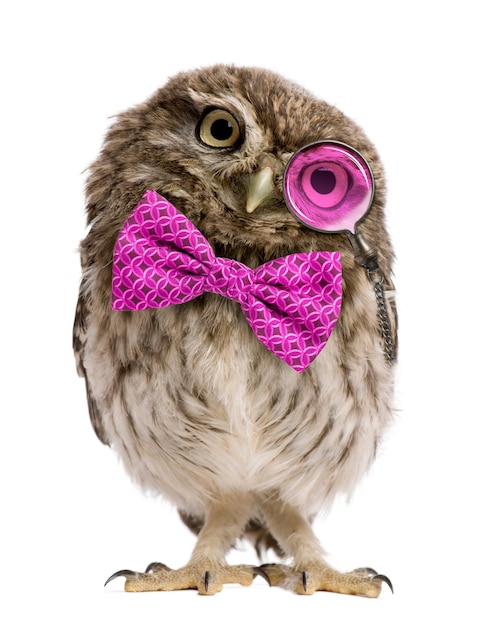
[198, 109, 241, 148]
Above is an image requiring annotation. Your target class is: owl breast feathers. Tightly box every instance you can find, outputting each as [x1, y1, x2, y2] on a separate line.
[74, 65, 397, 596]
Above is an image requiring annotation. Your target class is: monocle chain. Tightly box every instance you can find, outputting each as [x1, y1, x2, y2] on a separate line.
[350, 232, 397, 364]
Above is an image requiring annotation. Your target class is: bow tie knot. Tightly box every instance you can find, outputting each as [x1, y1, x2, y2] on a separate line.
[206, 257, 254, 304]
[112, 190, 342, 371]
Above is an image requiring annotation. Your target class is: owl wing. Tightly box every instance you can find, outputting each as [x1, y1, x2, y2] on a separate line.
[73, 285, 110, 446]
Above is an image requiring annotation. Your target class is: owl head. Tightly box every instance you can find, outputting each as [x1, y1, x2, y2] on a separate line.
[85, 65, 391, 274]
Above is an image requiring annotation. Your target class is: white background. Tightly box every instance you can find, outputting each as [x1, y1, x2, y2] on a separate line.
[1, 1, 494, 623]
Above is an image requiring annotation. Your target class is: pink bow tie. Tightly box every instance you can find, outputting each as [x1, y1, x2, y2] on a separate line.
[112, 190, 342, 371]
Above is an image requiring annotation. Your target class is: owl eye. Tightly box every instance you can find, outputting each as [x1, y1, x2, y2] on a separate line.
[197, 109, 241, 148]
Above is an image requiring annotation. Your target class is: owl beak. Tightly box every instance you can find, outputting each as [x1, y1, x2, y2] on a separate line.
[246, 166, 275, 213]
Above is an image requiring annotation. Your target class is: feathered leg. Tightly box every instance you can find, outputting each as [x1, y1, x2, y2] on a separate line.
[261, 499, 392, 598]
[106, 493, 261, 594]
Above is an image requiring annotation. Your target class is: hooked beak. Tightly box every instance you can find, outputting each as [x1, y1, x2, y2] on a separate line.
[246, 166, 275, 213]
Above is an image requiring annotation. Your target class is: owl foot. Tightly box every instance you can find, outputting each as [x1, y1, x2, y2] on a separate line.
[260, 563, 393, 598]
[105, 560, 264, 595]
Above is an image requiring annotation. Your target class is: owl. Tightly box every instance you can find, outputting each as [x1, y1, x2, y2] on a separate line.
[73, 65, 397, 597]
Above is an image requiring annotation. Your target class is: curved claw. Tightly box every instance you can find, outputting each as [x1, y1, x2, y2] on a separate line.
[104, 569, 138, 587]
[301, 571, 308, 592]
[145, 562, 171, 574]
[203, 571, 211, 593]
[253, 565, 272, 586]
[372, 573, 394, 594]
[352, 567, 379, 578]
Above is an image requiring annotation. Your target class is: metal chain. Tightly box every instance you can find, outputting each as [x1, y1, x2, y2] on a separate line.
[349, 232, 397, 365]
[367, 268, 397, 364]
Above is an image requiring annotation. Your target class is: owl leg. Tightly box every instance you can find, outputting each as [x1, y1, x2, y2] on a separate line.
[260, 500, 392, 598]
[105, 493, 262, 595]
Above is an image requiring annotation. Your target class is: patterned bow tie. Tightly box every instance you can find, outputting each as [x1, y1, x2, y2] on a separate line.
[112, 190, 342, 371]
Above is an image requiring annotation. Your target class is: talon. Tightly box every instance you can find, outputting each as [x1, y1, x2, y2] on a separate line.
[352, 567, 378, 578]
[104, 569, 138, 586]
[372, 574, 394, 594]
[203, 571, 211, 593]
[259, 562, 277, 571]
[253, 565, 272, 586]
[145, 562, 171, 574]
